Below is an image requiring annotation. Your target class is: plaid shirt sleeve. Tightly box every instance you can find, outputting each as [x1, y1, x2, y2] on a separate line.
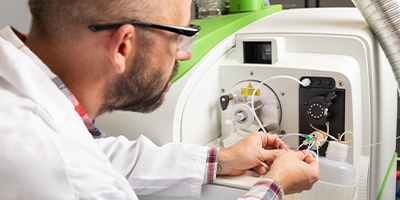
[239, 178, 284, 200]
[203, 147, 219, 184]
[203, 148, 284, 200]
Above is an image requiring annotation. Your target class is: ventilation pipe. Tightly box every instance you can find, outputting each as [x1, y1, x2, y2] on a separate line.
[353, 0, 400, 90]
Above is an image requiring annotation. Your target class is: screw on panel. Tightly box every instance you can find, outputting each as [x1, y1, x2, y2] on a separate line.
[303, 102, 308, 106]
[221, 88, 225, 93]
[281, 91, 285, 96]
[280, 130, 286, 135]
[338, 81, 344, 87]
[250, 71, 254, 76]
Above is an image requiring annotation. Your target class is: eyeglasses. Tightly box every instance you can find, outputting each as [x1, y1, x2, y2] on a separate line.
[89, 21, 201, 53]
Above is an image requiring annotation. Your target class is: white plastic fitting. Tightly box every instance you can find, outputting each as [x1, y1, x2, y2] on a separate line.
[301, 78, 311, 87]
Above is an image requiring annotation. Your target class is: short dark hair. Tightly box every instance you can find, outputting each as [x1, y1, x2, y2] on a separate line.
[28, 0, 154, 42]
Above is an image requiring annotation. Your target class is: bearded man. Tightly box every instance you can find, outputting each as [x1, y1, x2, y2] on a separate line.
[0, 0, 319, 199]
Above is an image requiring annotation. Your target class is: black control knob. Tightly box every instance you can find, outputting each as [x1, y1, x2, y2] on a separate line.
[305, 88, 336, 126]
[220, 94, 233, 111]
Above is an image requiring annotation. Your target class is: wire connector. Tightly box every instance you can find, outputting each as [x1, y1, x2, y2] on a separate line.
[301, 78, 311, 87]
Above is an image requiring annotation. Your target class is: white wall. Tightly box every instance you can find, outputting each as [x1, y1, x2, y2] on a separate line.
[0, 0, 31, 33]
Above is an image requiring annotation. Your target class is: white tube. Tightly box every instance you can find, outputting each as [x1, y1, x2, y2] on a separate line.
[251, 76, 309, 133]
[302, 140, 315, 160]
[308, 149, 319, 163]
[277, 133, 308, 150]
[279, 133, 308, 139]
[348, 135, 400, 148]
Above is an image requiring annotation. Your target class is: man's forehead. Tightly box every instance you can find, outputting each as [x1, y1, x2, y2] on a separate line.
[168, 0, 192, 26]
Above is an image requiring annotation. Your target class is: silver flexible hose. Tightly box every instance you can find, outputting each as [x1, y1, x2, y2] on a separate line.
[353, 0, 400, 89]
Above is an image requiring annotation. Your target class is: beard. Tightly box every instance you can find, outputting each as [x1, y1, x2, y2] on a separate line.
[99, 50, 179, 114]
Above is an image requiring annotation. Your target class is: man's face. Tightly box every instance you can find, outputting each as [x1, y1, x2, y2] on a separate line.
[100, 0, 193, 114]
[100, 32, 179, 113]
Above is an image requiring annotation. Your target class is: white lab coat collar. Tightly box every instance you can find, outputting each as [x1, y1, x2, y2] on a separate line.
[0, 25, 57, 79]
[0, 25, 82, 136]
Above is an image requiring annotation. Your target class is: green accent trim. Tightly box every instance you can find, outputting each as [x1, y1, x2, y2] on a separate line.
[377, 152, 397, 200]
[171, 5, 282, 83]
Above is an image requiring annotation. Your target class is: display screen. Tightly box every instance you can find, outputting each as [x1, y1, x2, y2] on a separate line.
[243, 41, 272, 64]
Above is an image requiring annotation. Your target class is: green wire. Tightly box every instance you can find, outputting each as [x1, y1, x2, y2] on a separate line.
[377, 152, 397, 200]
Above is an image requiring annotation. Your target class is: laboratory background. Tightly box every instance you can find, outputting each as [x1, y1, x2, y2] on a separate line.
[0, 0, 355, 30]
[2, 0, 400, 200]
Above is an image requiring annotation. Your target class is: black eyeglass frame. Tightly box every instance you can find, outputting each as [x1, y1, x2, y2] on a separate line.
[89, 20, 201, 37]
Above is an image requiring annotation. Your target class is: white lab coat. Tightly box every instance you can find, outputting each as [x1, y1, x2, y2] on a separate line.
[0, 26, 210, 199]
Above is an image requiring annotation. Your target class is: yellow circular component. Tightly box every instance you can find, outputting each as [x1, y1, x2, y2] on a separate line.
[310, 130, 327, 149]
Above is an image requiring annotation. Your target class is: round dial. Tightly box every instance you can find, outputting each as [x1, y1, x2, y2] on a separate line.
[308, 103, 325, 119]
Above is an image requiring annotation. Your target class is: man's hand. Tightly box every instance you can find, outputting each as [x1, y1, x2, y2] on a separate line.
[217, 131, 287, 176]
[264, 150, 319, 195]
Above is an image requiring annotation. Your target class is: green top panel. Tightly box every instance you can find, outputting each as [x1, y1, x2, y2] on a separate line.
[171, 4, 282, 83]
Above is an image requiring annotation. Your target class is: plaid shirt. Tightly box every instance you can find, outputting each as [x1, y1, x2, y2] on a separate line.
[204, 148, 218, 184]
[204, 148, 283, 200]
[240, 179, 284, 200]
[51, 77, 104, 138]
[53, 74, 220, 185]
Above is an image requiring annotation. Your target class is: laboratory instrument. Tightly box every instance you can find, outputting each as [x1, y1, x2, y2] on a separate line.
[97, 4, 398, 200]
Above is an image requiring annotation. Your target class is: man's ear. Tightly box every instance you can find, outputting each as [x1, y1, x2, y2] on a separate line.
[108, 24, 136, 74]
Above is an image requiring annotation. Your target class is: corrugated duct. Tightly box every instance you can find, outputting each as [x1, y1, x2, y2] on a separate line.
[353, 0, 400, 89]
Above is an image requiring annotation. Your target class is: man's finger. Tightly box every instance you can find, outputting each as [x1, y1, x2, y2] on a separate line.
[259, 132, 286, 150]
[301, 150, 319, 166]
[261, 149, 283, 164]
[253, 164, 267, 174]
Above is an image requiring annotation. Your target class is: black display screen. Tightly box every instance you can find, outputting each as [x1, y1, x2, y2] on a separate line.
[243, 41, 272, 64]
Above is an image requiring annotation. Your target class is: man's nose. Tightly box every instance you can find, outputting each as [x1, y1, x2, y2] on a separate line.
[175, 48, 193, 61]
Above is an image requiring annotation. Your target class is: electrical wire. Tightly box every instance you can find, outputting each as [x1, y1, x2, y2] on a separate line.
[304, 133, 400, 148]
[327, 122, 330, 135]
[338, 131, 354, 144]
[309, 122, 356, 145]
[276, 123, 398, 159]
[310, 123, 339, 142]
